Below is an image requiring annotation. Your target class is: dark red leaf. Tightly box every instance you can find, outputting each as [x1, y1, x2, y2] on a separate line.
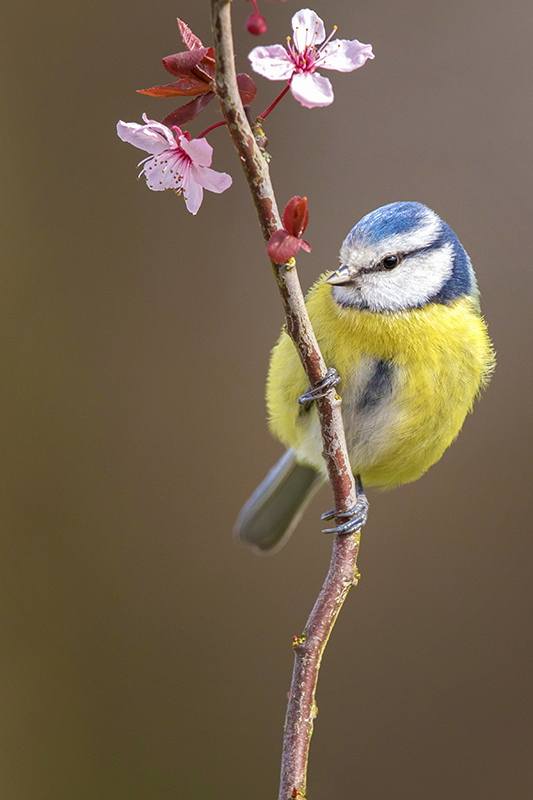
[201, 46, 216, 68]
[161, 93, 216, 128]
[162, 48, 210, 77]
[267, 230, 301, 263]
[177, 17, 204, 51]
[282, 196, 309, 238]
[236, 73, 257, 105]
[137, 77, 212, 98]
[193, 48, 216, 81]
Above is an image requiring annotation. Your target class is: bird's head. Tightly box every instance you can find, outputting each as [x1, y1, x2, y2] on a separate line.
[327, 202, 477, 312]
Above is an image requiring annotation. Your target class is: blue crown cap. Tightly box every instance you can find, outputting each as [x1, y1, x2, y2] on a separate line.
[346, 201, 433, 246]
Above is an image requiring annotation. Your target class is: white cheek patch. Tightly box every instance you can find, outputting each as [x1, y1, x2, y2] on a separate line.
[334, 243, 454, 311]
[363, 243, 453, 311]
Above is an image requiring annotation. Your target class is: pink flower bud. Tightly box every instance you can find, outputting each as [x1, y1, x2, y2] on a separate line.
[246, 13, 267, 35]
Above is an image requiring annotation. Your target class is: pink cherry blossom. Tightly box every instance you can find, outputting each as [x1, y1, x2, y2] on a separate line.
[248, 8, 374, 108]
[116, 114, 232, 215]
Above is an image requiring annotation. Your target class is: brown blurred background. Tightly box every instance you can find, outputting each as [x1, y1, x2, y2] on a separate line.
[2, 0, 532, 798]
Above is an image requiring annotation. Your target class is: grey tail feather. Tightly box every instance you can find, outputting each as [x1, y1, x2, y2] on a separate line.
[234, 449, 324, 555]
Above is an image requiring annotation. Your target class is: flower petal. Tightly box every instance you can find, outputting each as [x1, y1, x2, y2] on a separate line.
[191, 164, 232, 194]
[290, 71, 333, 108]
[182, 175, 204, 215]
[248, 44, 295, 80]
[291, 9, 326, 51]
[179, 135, 213, 168]
[117, 117, 176, 155]
[319, 39, 374, 72]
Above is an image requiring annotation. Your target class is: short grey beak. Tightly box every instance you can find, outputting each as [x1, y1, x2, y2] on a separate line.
[326, 267, 352, 286]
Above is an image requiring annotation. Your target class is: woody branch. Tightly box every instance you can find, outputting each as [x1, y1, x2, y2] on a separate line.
[209, 2, 363, 798]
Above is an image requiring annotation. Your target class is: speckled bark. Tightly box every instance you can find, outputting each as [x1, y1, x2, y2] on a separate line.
[210, 3, 361, 798]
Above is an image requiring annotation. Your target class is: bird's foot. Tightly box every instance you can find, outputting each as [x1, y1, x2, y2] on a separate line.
[321, 475, 368, 535]
[298, 367, 341, 405]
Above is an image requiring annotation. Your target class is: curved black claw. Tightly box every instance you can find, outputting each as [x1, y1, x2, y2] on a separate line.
[298, 367, 341, 405]
[321, 475, 368, 535]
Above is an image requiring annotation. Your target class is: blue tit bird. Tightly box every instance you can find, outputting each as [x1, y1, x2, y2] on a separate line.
[235, 201, 494, 554]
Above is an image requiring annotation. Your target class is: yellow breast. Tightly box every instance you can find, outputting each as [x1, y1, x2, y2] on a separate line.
[266, 276, 494, 487]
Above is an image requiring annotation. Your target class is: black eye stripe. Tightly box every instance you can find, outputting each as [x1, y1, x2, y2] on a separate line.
[362, 253, 404, 273]
[354, 242, 443, 277]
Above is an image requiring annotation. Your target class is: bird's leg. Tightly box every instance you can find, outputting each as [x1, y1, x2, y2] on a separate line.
[321, 474, 369, 535]
[297, 367, 341, 405]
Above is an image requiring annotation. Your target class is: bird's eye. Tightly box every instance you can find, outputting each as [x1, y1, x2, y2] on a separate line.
[382, 254, 400, 270]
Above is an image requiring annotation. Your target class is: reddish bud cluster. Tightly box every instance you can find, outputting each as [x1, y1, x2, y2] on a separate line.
[138, 18, 257, 127]
[267, 196, 311, 263]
